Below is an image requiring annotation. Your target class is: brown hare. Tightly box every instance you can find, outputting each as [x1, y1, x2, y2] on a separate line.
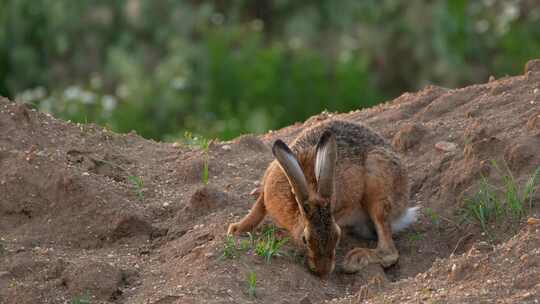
[227, 119, 418, 277]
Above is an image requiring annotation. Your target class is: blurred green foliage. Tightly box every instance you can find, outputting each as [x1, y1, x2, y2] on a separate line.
[2, 0, 540, 140]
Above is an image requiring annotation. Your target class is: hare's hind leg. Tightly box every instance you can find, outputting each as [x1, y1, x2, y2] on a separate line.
[227, 194, 266, 235]
[342, 198, 398, 272]
[342, 151, 402, 273]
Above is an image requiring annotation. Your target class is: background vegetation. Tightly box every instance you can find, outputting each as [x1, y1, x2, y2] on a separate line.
[2, 0, 539, 140]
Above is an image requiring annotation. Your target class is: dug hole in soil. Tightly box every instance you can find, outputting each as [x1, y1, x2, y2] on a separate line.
[1, 60, 540, 304]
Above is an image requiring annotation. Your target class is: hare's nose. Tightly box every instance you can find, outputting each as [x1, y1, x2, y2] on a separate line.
[314, 261, 334, 277]
[315, 266, 333, 280]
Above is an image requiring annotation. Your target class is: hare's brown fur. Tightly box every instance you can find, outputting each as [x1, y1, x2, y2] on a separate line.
[228, 119, 412, 275]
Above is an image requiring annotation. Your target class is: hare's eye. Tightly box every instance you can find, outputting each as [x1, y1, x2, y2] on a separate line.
[302, 235, 307, 245]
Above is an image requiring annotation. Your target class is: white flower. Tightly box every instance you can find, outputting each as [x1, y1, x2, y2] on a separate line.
[80, 91, 96, 104]
[17, 87, 47, 102]
[116, 84, 130, 99]
[39, 97, 54, 112]
[102, 95, 117, 112]
[33, 87, 46, 100]
[64, 86, 82, 100]
[475, 20, 489, 33]
[171, 77, 187, 90]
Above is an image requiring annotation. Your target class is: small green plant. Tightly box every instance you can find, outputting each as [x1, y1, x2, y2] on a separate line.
[523, 165, 540, 209]
[464, 161, 540, 235]
[221, 226, 288, 263]
[425, 208, 441, 228]
[464, 177, 499, 232]
[71, 295, 91, 304]
[221, 233, 255, 260]
[247, 270, 257, 298]
[0, 240, 5, 255]
[183, 132, 211, 149]
[407, 231, 424, 246]
[221, 235, 238, 259]
[184, 132, 211, 184]
[240, 232, 255, 251]
[201, 139, 210, 185]
[254, 226, 289, 263]
[127, 175, 144, 201]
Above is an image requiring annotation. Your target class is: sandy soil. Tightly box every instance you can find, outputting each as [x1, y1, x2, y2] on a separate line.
[1, 59, 539, 304]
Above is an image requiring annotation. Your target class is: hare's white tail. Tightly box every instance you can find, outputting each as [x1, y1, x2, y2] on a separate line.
[391, 206, 420, 233]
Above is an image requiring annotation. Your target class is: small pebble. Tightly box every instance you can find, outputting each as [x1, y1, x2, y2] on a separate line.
[435, 141, 457, 152]
[299, 295, 312, 304]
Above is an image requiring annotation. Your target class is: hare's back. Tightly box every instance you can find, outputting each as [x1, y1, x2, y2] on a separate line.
[291, 120, 390, 162]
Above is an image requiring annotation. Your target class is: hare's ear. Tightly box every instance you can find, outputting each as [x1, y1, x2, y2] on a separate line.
[315, 130, 337, 199]
[272, 140, 310, 213]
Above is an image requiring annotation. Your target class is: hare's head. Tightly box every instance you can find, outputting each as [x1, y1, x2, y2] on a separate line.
[272, 131, 341, 277]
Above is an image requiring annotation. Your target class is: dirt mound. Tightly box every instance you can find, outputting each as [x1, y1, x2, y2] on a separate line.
[336, 218, 540, 303]
[0, 59, 539, 304]
[62, 261, 124, 301]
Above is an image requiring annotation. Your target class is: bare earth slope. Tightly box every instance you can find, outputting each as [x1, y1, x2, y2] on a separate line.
[1, 60, 539, 304]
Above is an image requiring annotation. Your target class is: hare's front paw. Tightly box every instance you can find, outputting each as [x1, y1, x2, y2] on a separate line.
[227, 222, 240, 236]
[342, 248, 380, 273]
[342, 247, 399, 273]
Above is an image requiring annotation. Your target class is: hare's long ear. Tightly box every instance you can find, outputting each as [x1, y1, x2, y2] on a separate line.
[272, 140, 310, 213]
[315, 130, 337, 199]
